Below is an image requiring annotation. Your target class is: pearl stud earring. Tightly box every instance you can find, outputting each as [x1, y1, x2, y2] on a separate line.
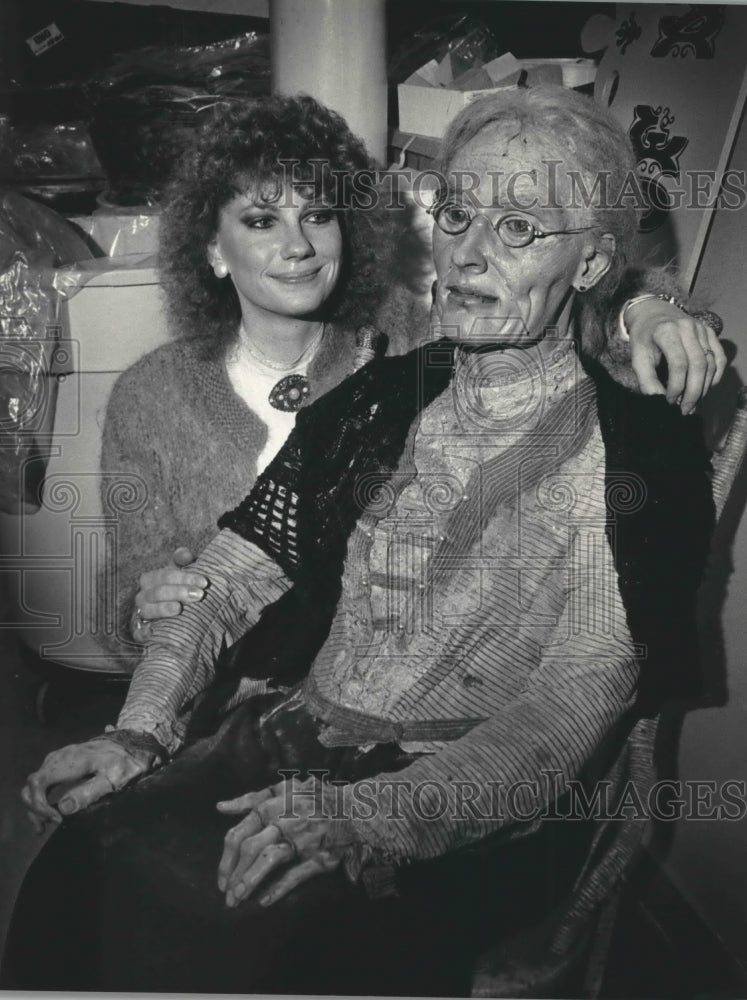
[214, 262, 229, 278]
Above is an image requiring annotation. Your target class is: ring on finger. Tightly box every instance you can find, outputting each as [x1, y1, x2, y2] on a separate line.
[703, 349, 716, 361]
[266, 822, 298, 860]
[132, 609, 151, 634]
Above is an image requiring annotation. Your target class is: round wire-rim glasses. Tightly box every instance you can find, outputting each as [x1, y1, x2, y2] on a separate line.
[428, 201, 595, 248]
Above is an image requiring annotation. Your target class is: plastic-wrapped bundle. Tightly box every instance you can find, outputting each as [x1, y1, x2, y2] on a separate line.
[0, 190, 95, 269]
[0, 192, 94, 512]
[6, 122, 102, 181]
[0, 250, 57, 512]
[89, 87, 225, 207]
[88, 33, 270, 205]
[91, 32, 270, 96]
[387, 13, 498, 86]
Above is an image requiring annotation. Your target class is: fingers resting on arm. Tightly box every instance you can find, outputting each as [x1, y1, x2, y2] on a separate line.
[132, 547, 209, 642]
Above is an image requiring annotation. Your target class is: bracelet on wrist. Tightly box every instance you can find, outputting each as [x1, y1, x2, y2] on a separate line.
[618, 293, 689, 342]
[95, 727, 170, 766]
[690, 309, 724, 337]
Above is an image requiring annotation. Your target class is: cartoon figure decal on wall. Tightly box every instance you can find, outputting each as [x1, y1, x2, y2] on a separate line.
[629, 104, 688, 233]
[616, 11, 642, 54]
[651, 5, 726, 58]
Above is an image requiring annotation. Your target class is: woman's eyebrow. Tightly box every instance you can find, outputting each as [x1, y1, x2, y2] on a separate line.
[241, 201, 280, 212]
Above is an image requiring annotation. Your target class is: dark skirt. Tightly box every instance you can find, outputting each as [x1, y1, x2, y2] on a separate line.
[2, 691, 595, 995]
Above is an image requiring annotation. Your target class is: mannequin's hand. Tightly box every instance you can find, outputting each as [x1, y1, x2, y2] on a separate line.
[216, 777, 350, 907]
[21, 737, 154, 833]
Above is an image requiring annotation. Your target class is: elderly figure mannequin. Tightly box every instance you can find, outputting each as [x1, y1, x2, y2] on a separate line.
[5, 86, 717, 997]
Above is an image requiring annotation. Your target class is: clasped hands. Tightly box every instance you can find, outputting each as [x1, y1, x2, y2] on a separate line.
[216, 776, 349, 908]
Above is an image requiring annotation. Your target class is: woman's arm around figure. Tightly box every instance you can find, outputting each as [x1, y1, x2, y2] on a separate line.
[592, 268, 725, 409]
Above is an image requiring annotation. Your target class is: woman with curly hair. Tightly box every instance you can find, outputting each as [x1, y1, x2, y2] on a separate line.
[99, 94, 421, 664]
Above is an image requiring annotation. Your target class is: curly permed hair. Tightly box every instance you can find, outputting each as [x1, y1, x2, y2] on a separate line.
[158, 94, 396, 347]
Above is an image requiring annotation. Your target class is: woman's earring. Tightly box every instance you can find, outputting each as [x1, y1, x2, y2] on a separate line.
[576, 283, 587, 292]
[214, 261, 229, 279]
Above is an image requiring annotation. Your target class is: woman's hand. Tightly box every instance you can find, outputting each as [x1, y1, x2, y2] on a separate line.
[21, 738, 155, 833]
[216, 777, 348, 908]
[132, 547, 209, 643]
[625, 298, 726, 414]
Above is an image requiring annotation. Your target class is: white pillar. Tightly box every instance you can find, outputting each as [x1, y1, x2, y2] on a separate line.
[270, 0, 387, 164]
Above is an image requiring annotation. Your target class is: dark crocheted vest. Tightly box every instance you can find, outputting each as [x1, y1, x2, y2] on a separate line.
[186, 341, 714, 740]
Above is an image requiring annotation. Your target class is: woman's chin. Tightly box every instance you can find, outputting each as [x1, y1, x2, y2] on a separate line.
[270, 297, 331, 321]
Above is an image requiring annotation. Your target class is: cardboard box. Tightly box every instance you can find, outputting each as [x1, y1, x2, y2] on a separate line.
[398, 83, 512, 139]
[58, 259, 167, 371]
[398, 53, 520, 138]
[397, 55, 597, 139]
[522, 58, 597, 89]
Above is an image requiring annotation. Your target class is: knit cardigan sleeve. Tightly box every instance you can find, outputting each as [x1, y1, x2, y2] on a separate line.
[98, 366, 187, 667]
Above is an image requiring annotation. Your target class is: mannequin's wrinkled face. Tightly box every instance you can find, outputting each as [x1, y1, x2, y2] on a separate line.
[432, 123, 611, 346]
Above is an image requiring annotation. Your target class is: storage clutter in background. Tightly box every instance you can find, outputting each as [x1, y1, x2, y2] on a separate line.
[398, 52, 596, 138]
[0, 31, 271, 213]
[0, 27, 271, 671]
[0, 188, 169, 673]
[0, 254, 170, 673]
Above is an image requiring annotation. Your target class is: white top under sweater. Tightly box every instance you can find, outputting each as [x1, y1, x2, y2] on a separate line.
[225, 328, 323, 473]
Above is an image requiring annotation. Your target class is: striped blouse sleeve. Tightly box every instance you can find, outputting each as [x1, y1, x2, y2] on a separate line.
[116, 529, 292, 754]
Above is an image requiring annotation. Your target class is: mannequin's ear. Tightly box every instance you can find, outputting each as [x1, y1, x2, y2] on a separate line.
[573, 233, 615, 292]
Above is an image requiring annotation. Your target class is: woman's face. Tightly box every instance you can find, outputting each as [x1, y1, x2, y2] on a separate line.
[432, 122, 611, 347]
[210, 182, 343, 326]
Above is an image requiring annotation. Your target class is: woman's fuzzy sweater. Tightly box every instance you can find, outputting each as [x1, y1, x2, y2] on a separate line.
[97, 322, 400, 667]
